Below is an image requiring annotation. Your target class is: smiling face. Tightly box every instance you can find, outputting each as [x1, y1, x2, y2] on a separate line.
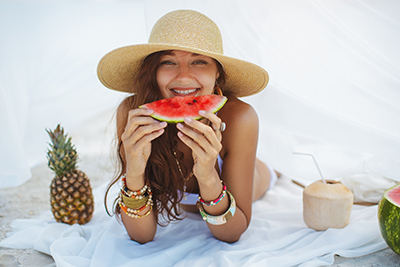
[156, 50, 219, 99]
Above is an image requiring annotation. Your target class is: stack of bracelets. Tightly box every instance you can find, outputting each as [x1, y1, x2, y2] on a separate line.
[196, 180, 236, 225]
[119, 176, 235, 224]
[118, 176, 153, 218]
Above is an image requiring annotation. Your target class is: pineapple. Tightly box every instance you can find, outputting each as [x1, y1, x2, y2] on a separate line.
[46, 124, 94, 225]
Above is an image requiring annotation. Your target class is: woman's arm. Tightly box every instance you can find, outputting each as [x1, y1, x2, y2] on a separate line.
[116, 98, 167, 244]
[178, 96, 258, 242]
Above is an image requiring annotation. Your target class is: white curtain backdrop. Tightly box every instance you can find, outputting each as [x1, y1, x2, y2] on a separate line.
[1, 0, 399, 188]
[0, 1, 146, 187]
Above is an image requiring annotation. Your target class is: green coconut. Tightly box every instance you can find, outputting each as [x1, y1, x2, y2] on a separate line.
[303, 180, 354, 231]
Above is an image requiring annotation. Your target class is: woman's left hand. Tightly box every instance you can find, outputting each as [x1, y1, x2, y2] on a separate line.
[176, 110, 224, 183]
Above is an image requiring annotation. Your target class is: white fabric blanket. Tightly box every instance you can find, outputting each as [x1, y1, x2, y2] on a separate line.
[0, 176, 387, 267]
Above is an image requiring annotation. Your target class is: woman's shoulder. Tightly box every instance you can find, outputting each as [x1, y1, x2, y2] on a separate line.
[217, 95, 259, 162]
[219, 95, 258, 126]
[218, 96, 259, 152]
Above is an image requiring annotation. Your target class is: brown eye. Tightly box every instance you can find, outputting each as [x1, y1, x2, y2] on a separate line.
[160, 60, 175, 65]
[193, 60, 208, 65]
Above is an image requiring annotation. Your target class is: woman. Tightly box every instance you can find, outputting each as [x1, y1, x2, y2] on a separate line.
[98, 10, 276, 244]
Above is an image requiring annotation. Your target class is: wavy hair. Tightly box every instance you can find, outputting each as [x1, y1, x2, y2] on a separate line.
[104, 51, 226, 225]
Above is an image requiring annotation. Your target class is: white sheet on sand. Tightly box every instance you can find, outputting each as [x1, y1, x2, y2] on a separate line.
[0, 177, 387, 267]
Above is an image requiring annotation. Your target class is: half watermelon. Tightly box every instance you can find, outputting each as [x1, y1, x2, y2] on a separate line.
[378, 184, 400, 255]
[140, 95, 227, 123]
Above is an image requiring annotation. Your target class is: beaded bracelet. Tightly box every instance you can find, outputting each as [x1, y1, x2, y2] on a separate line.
[121, 176, 149, 198]
[119, 175, 153, 218]
[119, 194, 153, 214]
[196, 190, 236, 225]
[119, 200, 153, 219]
[198, 181, 227, 206]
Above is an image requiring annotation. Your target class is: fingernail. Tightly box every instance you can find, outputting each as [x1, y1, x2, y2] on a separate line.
[199, 110, 205, 115]
[147, 108, 153, 113]
[160, 121, 167, 127]
[177, 123, 183, 129]
[184, 117, 192, 123]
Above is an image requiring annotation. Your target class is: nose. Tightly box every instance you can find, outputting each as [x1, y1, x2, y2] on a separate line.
[176, 64, 192, 82]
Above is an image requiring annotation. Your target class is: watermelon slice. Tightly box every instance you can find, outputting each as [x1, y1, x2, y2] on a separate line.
[378, 184, 400, 255]
[140, 95, 227, 123]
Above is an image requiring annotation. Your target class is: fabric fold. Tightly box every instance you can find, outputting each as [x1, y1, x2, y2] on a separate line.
[0, 177, 388, 267]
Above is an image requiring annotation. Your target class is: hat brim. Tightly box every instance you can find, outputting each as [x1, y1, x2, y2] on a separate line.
[97, 43, 269, 97]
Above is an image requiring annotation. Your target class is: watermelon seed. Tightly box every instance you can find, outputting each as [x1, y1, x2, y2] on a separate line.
[188, 99, 197, 106]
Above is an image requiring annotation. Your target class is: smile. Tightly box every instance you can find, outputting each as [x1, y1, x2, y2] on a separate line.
[171, 88, 199, 95]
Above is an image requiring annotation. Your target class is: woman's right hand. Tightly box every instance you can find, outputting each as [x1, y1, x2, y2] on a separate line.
[121, 108, 167, 185]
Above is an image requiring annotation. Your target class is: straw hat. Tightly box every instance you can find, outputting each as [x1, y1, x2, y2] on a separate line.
[97, 10, 269, 97]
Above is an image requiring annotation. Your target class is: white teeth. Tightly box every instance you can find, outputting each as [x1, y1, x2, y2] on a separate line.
[172, 89, 197, 95]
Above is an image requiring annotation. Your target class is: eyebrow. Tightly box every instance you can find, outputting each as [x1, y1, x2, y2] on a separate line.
[165, 51, 202, 57]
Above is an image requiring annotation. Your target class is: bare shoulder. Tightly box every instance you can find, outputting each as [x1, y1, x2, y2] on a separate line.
[219, 96, 259, 130]
[218, 96, 259, 155]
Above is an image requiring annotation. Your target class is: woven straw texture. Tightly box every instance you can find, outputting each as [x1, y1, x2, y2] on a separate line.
[97, 10, 269, 97]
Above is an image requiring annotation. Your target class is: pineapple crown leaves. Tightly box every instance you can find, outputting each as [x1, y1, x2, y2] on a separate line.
[46, 124, 79, 177]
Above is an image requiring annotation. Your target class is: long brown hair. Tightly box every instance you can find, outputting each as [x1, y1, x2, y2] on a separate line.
[105, 50, 226, 226]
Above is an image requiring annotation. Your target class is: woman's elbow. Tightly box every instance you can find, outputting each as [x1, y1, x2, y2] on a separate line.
[130, 234, 155, 244]
[215, 231, 243, 243]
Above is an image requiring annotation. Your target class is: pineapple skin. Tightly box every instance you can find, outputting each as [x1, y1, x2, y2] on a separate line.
[50, 169, 94, 225]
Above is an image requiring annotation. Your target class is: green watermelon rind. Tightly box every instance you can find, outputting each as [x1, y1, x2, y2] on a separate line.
[150, 113, 204, 123]
[378, 184, 400, 255]
[141, 95, 227, 123]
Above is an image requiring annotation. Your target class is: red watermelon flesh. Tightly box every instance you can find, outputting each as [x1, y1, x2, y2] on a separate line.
[387, 186, 400, 202]
[140, 95, 227, 123]
[378, 184, 400, 255]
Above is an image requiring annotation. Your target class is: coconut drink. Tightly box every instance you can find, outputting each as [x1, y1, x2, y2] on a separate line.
[303, 180, 354, 231]
[294, 152, 354, 231]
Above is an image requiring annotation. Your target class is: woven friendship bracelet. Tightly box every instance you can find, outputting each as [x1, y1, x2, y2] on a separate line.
[198, 181, 227, 207]
[197, 190, 236, 225]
